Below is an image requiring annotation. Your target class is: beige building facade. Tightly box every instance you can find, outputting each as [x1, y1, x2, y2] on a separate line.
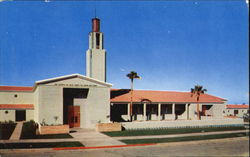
[0, 74, 112, 129]
[0, 18, 232, 129]
[110, 89, 227, 123]
[224, 104, 249, 118]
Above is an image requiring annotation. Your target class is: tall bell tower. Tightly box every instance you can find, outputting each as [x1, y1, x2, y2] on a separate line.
[86, 18, 106, 82]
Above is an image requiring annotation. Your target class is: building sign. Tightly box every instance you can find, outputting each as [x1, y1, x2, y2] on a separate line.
[54, 83, 97, 87]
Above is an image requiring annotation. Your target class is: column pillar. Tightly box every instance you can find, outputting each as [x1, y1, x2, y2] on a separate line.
[158, 103, 161, 121]
[143, 103, 146, 121]
[172, 103, 175, 120]
[127, 103, 131, 121]
[186, 103, 189, 120]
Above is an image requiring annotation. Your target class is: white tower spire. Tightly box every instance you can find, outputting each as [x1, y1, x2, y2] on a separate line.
[86, 18, 106, 82]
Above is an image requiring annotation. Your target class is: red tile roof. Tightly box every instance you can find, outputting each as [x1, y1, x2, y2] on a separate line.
[111, 89, 225, 103]
[0, 104, 34, 109]
[226, 104, 249, 109]
[0, 86, 33, 92]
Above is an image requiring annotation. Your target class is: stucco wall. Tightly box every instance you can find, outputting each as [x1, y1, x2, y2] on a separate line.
[0, 91, 35, 122]
[38, 77, 111, 128]
[26, 110, 34, 121]
[86, 49, 106, 82]
[0, 91, 33, 104]
[0, 110, 15, 121]
[226, 109, 249, 117]
[212, 104, 225, 118]
[83, 87, 110, 128]
[189, 103, 197, 120]
[188, 103, 225, 120]
[38, 85, 63, 125]
[33, 88, 39, 122]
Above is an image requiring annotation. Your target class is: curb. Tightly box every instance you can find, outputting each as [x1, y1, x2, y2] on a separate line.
[53, 143, 156, 150]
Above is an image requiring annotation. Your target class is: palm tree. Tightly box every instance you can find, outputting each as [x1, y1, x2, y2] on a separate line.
[191, 85, 207, 120]
[127, 71, 141, 121]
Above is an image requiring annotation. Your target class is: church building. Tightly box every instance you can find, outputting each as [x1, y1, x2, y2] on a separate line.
[0, 18, 227, 129]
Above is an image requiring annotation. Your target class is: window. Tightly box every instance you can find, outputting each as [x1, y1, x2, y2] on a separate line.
[14, 94, 18, 98]
[96, 33, 100, 48]
[234, 110, 238, 115]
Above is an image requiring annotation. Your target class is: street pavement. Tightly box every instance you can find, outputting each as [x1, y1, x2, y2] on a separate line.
[0, 137, 249, 157]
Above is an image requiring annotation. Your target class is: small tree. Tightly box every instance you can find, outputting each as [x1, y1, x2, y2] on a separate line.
[191, 85, 207, 120]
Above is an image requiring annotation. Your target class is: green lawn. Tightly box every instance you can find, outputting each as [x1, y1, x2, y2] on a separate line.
[103, 126, 246, 137]
[121, 132, 248, 144]
[0, 142, 83, 149]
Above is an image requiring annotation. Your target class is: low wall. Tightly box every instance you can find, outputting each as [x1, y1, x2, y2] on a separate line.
[96, 123, 122, 132]
[39, 125, 69, 135]
[121, 118, 244, 130]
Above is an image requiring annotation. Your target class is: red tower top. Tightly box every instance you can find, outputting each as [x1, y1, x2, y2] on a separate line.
[92, 18, 100, 32]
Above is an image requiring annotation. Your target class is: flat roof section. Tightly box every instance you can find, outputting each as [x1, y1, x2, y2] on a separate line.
[226, 104, 249, 109]
[0, 86, 33, 92]
[0, 104, 34, 109]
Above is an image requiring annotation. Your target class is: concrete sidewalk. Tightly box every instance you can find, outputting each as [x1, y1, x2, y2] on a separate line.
[9, 122, 23, 140]
[69, 128, 125, 146]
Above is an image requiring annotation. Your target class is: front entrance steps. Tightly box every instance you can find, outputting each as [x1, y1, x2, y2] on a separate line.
[69, 128, 125, 147]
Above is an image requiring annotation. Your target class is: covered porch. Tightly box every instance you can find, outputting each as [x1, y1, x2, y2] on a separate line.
[110, 102, 219, 122]
[110, 103, 189, 122]
[110, 89, 226, 122]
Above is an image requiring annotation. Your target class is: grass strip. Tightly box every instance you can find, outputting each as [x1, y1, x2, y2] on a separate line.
[121, 132, 248, 144]
[103, 126, 246, 137]
[0, 142, 83, 149]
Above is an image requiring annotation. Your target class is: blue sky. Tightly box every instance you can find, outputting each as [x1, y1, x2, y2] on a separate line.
[0, 1, 249, 104]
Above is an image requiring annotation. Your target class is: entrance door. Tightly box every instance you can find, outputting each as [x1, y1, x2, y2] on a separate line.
[68, 106, 80, 128]
[16, 110, 26, 121]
